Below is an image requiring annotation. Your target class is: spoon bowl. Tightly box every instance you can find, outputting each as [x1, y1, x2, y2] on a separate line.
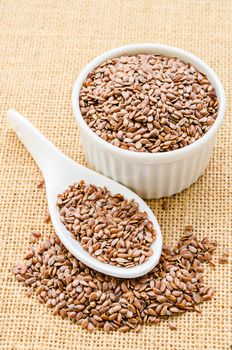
[7, 110, 162, 278]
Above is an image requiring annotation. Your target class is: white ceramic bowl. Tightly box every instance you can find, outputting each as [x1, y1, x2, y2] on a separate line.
[72, 44, 226, 199]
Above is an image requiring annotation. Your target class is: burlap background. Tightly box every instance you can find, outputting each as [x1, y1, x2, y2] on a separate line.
[0, 1, 231, 349]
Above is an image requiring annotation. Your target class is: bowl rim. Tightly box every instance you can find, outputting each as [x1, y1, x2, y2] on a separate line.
[72, 43, 226, 163]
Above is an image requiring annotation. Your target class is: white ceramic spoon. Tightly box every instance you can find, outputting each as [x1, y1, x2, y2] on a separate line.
[7, 110, 162, 278]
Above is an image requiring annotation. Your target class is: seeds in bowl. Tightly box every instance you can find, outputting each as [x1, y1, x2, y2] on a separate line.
[13, 230, 217, 332]
[80, 54, 218, 153]
[56, 180, 156, 267]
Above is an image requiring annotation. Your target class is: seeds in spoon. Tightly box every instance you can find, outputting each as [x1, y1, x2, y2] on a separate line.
[56, 180, 156, 267]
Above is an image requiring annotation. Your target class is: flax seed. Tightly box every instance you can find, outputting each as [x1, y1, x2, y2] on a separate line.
[13, 229, 217, 332]
[80, 54, 218, 153]
[56, 180, 156, 268]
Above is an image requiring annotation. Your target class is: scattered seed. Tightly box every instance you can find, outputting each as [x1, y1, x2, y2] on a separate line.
[29, 231, 41, 243]
[162, 200, 169, 210]
[222, 248, 229, 257]
[218, 257, 229, 264]
[168, 321, 177, 330]
[218, 248, 229, 264]
[31, 231, 41, 239]
[184, 225, 193, 232]
[37, 179, 45, 188]
[26, 287, 33, 297]
[13, 230, 217, 332]
[25, 250, 34, 259]
[44, 213, 51, 224]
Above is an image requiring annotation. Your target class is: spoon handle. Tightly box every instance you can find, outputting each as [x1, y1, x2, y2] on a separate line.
[7, 110, 64, 178]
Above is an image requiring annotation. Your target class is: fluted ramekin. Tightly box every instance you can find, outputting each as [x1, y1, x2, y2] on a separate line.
[72, 44, 226, 199]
